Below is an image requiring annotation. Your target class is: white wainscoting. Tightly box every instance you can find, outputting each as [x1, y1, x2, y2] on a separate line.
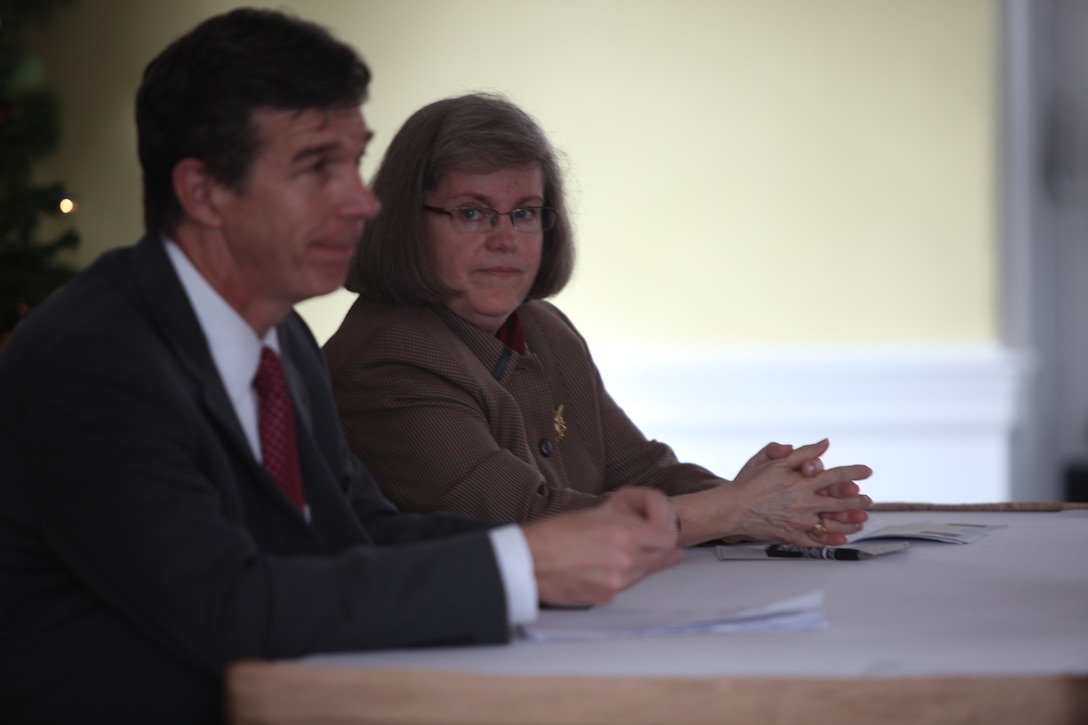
[588, 343, 1029, 504]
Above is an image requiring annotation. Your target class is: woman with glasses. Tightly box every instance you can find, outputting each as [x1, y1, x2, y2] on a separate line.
[324, 93, 872, 547]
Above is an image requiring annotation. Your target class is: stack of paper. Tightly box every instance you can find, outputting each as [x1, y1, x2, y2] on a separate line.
[845, 515, 1005, 544]
[518, 591, 826, 642]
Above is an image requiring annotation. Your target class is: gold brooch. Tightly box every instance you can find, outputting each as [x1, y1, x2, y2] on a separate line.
[553, 404, 567, 441]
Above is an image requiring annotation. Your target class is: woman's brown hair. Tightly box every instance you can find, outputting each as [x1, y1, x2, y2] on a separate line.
[346, 93, 574, 303]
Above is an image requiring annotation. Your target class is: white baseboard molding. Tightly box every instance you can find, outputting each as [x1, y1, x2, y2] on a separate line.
[589, 343, 1029, 504]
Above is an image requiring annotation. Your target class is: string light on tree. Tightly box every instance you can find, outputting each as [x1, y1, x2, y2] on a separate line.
[0, 0, 82, 343]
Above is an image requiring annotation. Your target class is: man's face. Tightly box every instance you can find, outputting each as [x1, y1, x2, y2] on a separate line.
[212, 106, 380, 311]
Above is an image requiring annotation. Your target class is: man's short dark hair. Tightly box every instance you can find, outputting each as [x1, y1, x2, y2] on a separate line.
[136, 7, 371, 236]
[346, 93, 575, 304]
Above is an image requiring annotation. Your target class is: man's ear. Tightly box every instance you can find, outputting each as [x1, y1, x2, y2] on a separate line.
[172, 158, 227, 228]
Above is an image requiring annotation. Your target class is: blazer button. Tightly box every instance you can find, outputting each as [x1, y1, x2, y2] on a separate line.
[538, 439, 554, 457]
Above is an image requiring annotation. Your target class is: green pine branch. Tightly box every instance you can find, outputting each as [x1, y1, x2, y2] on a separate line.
[0, 0, 81, 337]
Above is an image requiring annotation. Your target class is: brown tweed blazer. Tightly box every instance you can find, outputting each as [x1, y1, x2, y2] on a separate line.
[324, 298, 723, 523]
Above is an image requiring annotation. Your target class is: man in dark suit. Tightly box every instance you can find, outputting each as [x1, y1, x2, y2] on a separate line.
[0, 9, 681, 723]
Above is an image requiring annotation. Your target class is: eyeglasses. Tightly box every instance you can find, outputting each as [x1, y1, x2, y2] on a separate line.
[423, 204, 558, 233]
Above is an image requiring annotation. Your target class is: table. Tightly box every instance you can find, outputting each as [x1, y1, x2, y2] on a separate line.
[228, 505, 1088, 724]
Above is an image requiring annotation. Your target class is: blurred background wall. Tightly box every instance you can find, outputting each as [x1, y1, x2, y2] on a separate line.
[25, 0, 1086, 502]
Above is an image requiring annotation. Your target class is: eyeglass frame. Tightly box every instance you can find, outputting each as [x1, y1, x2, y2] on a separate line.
[422, 204, 559, 233]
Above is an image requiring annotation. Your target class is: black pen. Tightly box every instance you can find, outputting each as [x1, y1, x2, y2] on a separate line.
[766, 544, 866, 560]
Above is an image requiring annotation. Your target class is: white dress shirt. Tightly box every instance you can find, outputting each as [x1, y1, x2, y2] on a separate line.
[163, 239, 537, 624]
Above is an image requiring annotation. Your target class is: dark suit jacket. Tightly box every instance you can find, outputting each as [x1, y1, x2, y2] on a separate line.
[324, 299, 722, 522]
[0, 237, 508, 724]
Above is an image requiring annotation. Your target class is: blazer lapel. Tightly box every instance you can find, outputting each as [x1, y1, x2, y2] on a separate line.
[129, 236, 301, 515]
[278, 347, 313, 434]
[276, 317, 376, 546]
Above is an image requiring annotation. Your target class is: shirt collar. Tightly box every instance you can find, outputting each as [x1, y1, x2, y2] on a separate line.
[163, 238, 279, 407]
[495, 311, 527, 355]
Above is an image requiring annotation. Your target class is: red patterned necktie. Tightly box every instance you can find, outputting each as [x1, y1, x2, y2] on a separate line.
[253, 347, 306, 514]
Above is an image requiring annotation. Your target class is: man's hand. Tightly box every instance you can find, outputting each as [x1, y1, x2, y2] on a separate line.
[521, 488, 681, 607]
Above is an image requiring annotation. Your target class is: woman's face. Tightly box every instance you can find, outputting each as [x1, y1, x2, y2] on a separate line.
[424, 166, 544, 334]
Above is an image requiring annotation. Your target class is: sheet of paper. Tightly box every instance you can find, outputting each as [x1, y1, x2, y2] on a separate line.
[518, 590, 826, 642]
[845, 514, 1005, 544]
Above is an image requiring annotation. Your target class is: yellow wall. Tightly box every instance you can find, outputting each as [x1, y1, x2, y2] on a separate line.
[30, 0, 996, 345]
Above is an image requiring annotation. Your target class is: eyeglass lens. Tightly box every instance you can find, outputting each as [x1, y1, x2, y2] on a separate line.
[450, 206, 556, 232]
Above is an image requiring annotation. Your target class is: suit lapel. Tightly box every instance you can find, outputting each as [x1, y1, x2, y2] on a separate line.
[129, 236, 303, 516]
[278, 346, 314, 434]
[277, 317, 375, 545]
[277, 341, 325, 504]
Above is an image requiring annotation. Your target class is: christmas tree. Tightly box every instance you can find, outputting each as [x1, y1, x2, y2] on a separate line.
[0, 0, 79, 344]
